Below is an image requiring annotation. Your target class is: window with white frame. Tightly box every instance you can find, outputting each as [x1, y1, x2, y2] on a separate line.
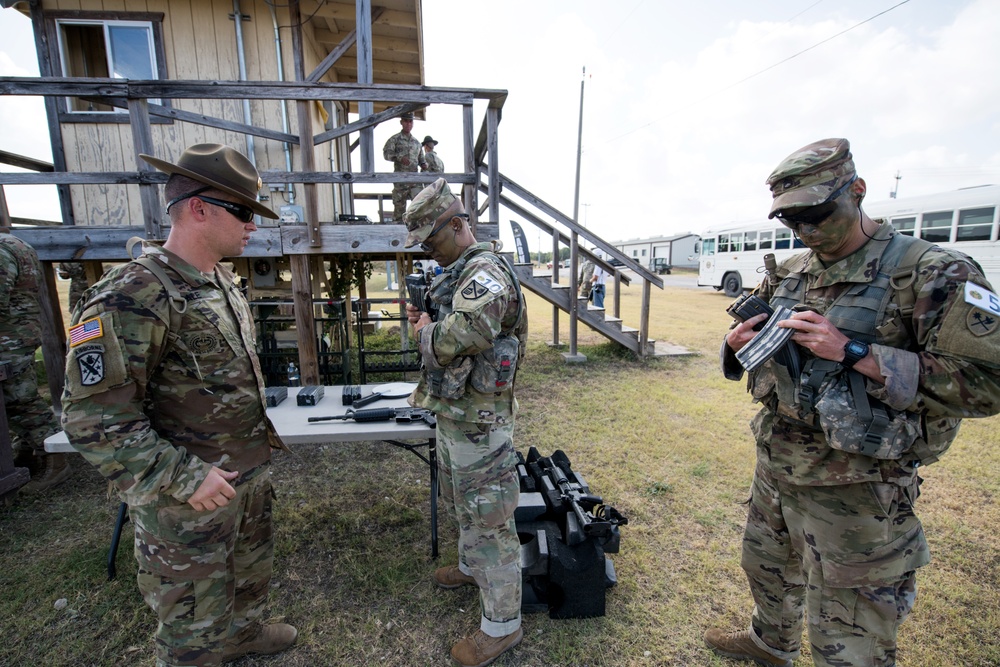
[56, 18, 160, 113]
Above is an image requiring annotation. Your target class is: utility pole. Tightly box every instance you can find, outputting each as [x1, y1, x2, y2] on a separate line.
[890, 170, 902, 199]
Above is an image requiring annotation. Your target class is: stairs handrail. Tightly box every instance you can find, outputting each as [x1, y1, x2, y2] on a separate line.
[494, 172, 664, 288]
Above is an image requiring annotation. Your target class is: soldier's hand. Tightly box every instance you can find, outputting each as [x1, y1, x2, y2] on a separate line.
[187, 467, 239, 512]
[401, 157, 411, 166]
[778, 310, 849, 360]
[405, 303, 423, 325]
[725, 313, 768, 352]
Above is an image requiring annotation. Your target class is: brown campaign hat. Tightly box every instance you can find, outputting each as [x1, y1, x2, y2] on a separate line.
[422, 135, 439, 146]
[766, 138, 856, 219]
[140, 143, 278, 219]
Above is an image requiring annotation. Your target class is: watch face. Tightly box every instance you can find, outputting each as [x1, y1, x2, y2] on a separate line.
[847, 340, 868, 356]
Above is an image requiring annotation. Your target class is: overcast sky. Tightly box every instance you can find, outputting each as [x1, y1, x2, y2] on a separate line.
[3, 0, 999, 251]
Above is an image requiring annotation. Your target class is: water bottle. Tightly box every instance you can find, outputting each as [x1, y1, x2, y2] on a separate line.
[287, 361, 300, 387]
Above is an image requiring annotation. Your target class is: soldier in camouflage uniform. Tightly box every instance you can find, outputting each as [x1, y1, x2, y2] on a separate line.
[57, 261, 89, 310]
[578, 255, 595, 300]
[60, 144, 296, 667]
[0, 230, 66, 494]
[403, 178, 527, 667]
[382, 112, 427, 221]
[421, 135, 445, 173]
[707, 138, 1000, 667]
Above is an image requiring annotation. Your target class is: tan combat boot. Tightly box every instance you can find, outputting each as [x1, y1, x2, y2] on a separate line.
[21, 454, 70, 494]
[451, 628, 522, 667]
[222, 623, 297, 662]
[704, 628, 793, 667]
[433, 565, 477, 589]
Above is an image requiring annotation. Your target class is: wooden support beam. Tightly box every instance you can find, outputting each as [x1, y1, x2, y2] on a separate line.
[357, 0, 375, 173]
[0, 150, 54, 172]
[38, 263, 66, 411]
[280, 223, 499, 255]
[0, 77, 490, 105]
[289, 254, 320, 385]
[462, 103, 475, 227]
[486, 107, 500, 224]
[0, 171, 476, 186]
[10, 226, 282, 261]
[308, 7, 384, 83]
[311, 4, 418, 30]
[88, 97, 299, 145]
[128, 98, 163, 239]
[312, 101, 422, 145]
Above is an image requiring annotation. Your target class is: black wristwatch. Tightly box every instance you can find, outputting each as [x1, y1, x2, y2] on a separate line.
[842, 338, 870, 369]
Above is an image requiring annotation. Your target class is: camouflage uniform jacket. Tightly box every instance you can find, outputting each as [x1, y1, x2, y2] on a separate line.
[61, 244, 280, 506]
[382, 131, 426, 173]
[410, 243, 528, 423]
[725, 222, 1000, 486]
[0, 233, 44, 366]
[424, 150, 445, 173]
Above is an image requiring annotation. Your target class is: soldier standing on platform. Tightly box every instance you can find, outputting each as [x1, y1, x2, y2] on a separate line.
[421, 135, 445, 173]
[403, 178, 528, 667]
[61, 144, 297, 667]
[382, 112, 426, 221]
[0, 229, 66, 494]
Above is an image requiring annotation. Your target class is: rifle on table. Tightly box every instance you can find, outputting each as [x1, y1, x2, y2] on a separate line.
[308, 407, 436, 427]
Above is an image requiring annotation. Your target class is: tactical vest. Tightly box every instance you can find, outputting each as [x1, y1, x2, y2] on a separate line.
[761, 232, 960, 465]
[425, 244, 525, 398]
[0, 234, 44, 368]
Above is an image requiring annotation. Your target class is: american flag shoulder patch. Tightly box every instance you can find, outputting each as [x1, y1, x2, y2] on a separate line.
[69, 317, 103, 347]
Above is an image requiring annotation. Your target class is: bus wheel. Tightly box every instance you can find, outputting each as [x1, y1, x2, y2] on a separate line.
[723, 272, 743, 297]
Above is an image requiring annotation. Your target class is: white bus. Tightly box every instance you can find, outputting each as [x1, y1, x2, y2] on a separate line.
[698, 184, 1000, 297]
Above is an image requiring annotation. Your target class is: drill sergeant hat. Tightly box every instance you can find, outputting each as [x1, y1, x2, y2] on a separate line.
[766, 138, 856, 219]
[422, 135, 439, 146]
[403, 178, 462, 248]
[139, 143, 278, 219]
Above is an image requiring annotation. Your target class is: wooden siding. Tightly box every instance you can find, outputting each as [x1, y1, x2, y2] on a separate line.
[47, 0, 343, 229]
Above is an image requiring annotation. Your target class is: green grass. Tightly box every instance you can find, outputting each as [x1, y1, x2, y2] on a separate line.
[4, 272, 998, 666]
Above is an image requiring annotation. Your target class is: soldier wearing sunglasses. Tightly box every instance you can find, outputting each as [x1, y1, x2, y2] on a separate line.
[709, 138, 1000, 667]
[61, 144, 297, 665]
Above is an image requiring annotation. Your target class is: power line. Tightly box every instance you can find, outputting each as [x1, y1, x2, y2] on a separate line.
[599, 0, 912, 147]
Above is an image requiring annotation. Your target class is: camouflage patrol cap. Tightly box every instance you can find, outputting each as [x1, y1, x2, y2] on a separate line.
[403, 178, 460, 248]
[766, 138, 856, 219]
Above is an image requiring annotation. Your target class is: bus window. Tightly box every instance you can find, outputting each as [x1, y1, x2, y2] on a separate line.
[701, 238, 715, 256]
[920, 211, 953, 243]
[891, 216, 916, 236]
[957, 207, 994, 242]
[759, 230, 773, 250]
[744, 231, 757, 251]
[730, 233, 743, 252]
[775, 229, 792, 249]
[719, 234, 729, 253]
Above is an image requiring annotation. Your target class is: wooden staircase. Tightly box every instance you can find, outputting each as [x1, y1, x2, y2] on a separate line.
[508, 258, 660, 357]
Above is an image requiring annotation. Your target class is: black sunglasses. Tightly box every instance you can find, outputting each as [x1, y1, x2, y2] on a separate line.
[419, 213, 469, 252]
[197, 195, 256, 224]
[166, 186, 256, 223]
[775, 175, 857, 229]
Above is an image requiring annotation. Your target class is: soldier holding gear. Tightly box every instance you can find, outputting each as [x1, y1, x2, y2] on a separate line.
[403, 178, 528, 667]
[421, 135, 445, 173]
[0, 230, 66, 494]
[61, 144, 296, 667]
[382, 112, 426, 221]
[707, 137, 1000, 667]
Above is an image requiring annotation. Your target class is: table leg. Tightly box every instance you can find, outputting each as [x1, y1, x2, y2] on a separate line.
[429, 437, 438, 559]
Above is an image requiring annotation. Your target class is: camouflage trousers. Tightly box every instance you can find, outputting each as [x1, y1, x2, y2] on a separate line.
[740, 461, 928, 667]
[130, 464, 274, 667]
[391, 182, 423, 221]
[1, 353, 58, 455]
[437, 416, 522, 636]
